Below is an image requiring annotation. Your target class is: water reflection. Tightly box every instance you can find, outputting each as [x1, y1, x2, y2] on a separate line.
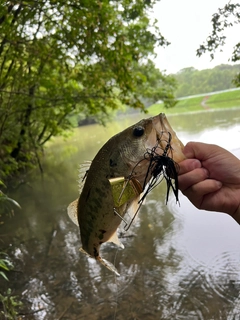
[171, 252, 240, 319]
[1, 109, 240, 319]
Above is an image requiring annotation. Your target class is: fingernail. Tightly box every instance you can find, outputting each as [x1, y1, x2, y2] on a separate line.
[203, 168, 209, 178]
[216, 181, 222, 189]
[191, 159, 201, 170]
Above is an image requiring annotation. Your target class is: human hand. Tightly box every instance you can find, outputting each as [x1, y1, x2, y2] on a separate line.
[178, 142, 240, 223]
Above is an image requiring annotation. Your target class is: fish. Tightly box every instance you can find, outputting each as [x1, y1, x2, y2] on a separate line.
[67, 113, 185, 276]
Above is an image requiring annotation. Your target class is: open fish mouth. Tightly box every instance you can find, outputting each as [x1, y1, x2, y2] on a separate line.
[152, 113, 185, 163]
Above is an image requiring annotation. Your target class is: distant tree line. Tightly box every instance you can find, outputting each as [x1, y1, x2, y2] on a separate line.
[174, 64, 240, 98]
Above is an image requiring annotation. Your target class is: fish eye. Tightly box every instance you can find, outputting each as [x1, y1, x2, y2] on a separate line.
[133, 126, 145, 137]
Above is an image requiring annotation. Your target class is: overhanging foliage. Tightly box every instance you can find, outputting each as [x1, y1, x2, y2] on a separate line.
[0, 0, 176, 181]
[197, 3, 240, 86]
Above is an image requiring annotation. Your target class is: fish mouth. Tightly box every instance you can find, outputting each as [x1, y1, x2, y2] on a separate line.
[143, 113, 185, 200]
[151, 113, 185, 163]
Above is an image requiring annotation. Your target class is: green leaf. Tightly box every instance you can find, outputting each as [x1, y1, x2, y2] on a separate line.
[0, 271, 9, 281]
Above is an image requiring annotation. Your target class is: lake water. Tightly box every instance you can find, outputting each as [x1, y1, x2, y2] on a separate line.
[1, 108, 240, 319]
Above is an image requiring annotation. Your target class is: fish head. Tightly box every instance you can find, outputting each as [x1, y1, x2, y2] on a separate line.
[110, 113, 185, 187]
[107, 117, 156, 182]
[114, 117, 156, 163]
[116, 113, 185, 165]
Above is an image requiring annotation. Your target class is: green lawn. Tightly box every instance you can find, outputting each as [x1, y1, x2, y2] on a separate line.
[148, 89, 240, 115]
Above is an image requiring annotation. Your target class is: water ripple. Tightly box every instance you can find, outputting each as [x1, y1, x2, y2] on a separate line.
[205, 251, 240, 303]
[171, 250, 240, 319]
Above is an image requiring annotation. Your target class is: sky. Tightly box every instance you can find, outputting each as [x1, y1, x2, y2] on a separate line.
[152, 0, 240, 74]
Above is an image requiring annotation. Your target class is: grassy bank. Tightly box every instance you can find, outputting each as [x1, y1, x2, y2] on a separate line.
[148, 89, 240, 115]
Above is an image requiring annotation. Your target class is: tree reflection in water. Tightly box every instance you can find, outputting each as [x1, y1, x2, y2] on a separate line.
[2, 185, 240, 319]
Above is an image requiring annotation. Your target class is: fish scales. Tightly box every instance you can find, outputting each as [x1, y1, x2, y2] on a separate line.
[67, 113, 185, 275]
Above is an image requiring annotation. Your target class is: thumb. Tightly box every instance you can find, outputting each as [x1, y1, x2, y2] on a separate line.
[183, 142, 216, 161]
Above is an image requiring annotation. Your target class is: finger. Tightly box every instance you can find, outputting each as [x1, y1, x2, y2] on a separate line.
[181, 179, 222, 209]
[178, 159, 201, 175]
[183, 142, 219, 161]
[178, 167, 209, 191]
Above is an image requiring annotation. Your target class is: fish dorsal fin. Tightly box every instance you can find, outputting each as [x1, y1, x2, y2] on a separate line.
[67, 199, 79, 226]
[67, 161, 91, 226]
[107, 231, 124, 249]
[78, 161, 92, 192]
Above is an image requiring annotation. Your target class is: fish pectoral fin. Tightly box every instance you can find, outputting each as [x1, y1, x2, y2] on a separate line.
[79, 248, 120, 276]
[67, 199, 79, 226]
[127, 194, 141, 219]
[107, 231, 124, 249]
[139, 191, 146, 205]
[123, 194, 143, 231]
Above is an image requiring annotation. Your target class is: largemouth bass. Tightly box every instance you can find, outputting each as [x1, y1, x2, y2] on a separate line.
[67, 113, 185, 275]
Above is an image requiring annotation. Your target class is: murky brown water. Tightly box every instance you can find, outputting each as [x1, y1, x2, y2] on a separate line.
[1, 109, 240, 319]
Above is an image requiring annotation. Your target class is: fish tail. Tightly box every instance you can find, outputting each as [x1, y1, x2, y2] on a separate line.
[79, 248, 120, 276]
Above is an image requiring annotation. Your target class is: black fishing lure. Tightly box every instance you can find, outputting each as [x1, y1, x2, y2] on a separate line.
[125, 131, 179, 231]
[141, 132, 179, 204]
